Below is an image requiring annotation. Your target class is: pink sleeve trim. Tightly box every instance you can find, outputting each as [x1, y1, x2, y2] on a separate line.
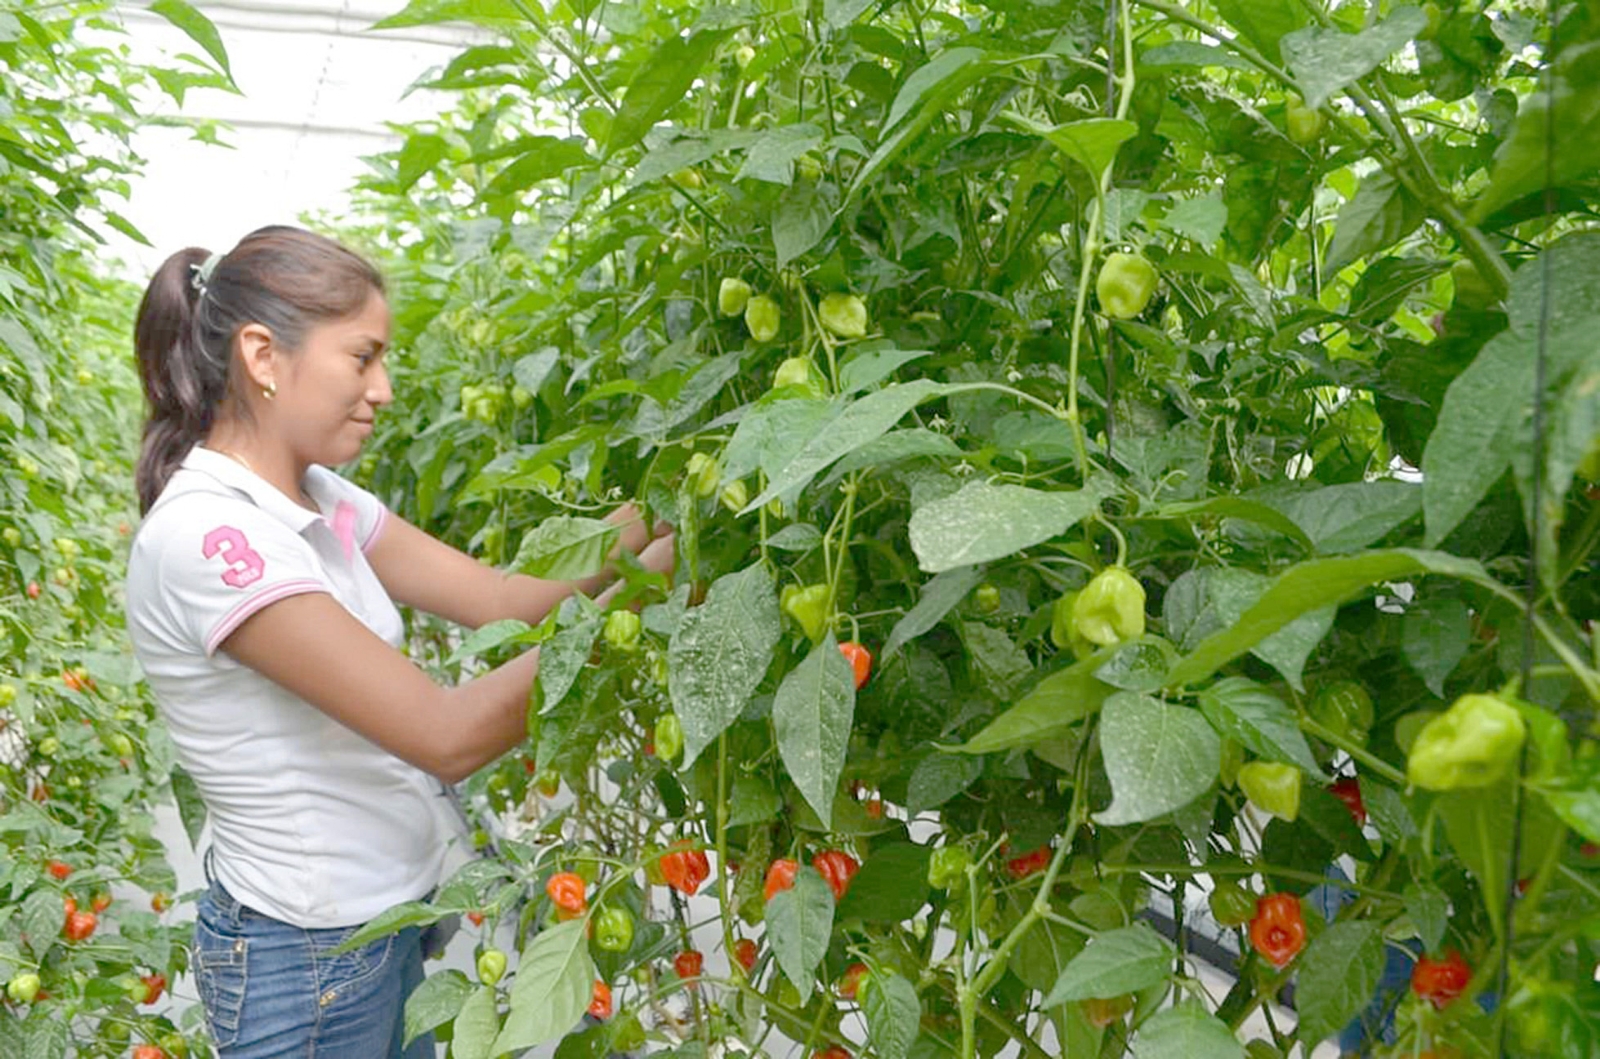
[204, 578, 328, 655]
[361, 505, 389, 554]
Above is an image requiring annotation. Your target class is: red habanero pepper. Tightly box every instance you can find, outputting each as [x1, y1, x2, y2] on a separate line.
[764, 858, 799, 902]
[674, 950, 704, 984]
[1248, 893, 1306, 969]
[1329, 776, 1367, 826]
[838, 642, 872, 689]
[588, 980, 613, 1019]
[838, 962, 869, 1000]
[812, 850, 860, 901]
[733, 938, 759, 971]
[1005, 847, 1051, 879]
[546, 872, 589, 915]
[660, 841, 711, 896]
[1411, 951, 1471, 1009]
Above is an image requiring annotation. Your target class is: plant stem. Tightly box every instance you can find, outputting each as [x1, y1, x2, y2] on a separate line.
[1299, 716, 1408, 786]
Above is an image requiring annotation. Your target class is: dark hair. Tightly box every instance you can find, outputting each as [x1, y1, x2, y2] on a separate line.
[133, 225, 385, 513]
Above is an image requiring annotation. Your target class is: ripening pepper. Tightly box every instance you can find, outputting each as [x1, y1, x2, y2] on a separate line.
[588, 979, 613, 1019]
[1249, 893, 1307, 969]
[674, 950, 704, 984]
[1328, 776, 1367, 826]
[594, 906, 634, 952]
[733, 938, 758, 971]
[818, 292, 868, 339]
[838, 962, 869, 1000]
[719, 277, 752, 317]
[546, 873, 588, 914]
[745, 295, 781, 342]
[1238, 761, 1302, 823]
[1411, 950, 1471, 1009]
[653, 713, 684, 762]
[1081, 995, 1133, 1028]
[764, 858, 799, 902]
[1071, 567, 1146, 647]
[1406, 692, 1527, 791]
[839, 641, 872, 689]
[1095, 252, 1158, 319]
[782, 583, 831, 642]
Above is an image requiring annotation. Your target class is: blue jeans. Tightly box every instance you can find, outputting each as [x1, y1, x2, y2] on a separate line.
[193, 878, 434, 1058]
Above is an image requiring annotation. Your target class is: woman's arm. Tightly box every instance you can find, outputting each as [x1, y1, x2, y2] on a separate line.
[366, 504, 664, 628]
[220, 592, 535, 783]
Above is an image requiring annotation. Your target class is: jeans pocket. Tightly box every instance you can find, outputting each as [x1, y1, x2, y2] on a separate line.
[311, 923, 397, 1000]
[194, 919, 249, 1048]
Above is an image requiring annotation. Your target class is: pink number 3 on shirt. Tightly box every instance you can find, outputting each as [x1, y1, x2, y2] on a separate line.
[203, 526, 267, 588]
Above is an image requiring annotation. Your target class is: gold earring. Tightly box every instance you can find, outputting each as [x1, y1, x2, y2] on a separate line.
[263, 382, 276, 401]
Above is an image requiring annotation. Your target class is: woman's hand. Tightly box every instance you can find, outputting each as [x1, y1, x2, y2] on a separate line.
[634, 531, 676, 580]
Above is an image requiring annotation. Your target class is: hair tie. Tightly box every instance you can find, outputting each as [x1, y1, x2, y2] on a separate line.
[190, 251, 223, 295]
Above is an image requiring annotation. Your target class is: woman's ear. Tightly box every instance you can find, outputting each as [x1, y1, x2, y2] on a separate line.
[236, 322, 277, 393]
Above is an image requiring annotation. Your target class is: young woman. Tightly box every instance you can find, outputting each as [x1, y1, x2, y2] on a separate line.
[124, 225, 673, 1057]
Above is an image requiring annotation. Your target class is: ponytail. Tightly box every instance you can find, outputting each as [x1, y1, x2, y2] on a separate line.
[133, 247, 228, 514]
[131, 227, 386, 514]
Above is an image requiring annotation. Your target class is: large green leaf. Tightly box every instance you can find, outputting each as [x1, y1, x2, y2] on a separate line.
[1210, 0, 1311, 60]
[1209, 568, 1335, 691]
[1131, 1002, 1244, 1059]
[908, 477, 1113, 573]
[149, 0, 236, 84]
[957, 658, 1112, 755]
[773, 633, 857, 826]
[1475, 40, 1600, 221]
[1093, 692, 1220, 826]
[837, 843, 932, 923]
[1043, 923, 1174, 1004]
[492, 920, 596, 1053]
[404, 969, 475, 1046]
[882, 566, 984, 659]
[669, 564, 782, 765]
[767, 867, 834, 993]
[453, 984, 504, 1059]
[1002, 114, 1138, 182]
[1281, 7, 1429, 109]
[1197, 677, 1325, 779]
[606, 31, 731, 156]
[863, 973, 922, 1059]
[372, 0, 529, 29]
[511, 516, 618, 580]
[1295, 921, 1384, 1048]
[1165, 550, 1491, 688]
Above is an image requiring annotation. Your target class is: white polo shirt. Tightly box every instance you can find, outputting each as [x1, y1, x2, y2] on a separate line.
[126, 446, 456, 928]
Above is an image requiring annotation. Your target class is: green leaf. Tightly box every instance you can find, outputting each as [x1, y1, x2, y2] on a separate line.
[773, 633, 857, 826]
[1268, 480, 1422, 554]
[405, 970, 477, 1045]
[511, 516, 618, 581]
[905, 752, 985, 813]
[1534, 753, 1600, 844]
[735, 124, 824, 185]
[1281, 7, 1429, 109]
[1197, 677, 1326, 779]
[1404, 882, 1449, 953]
[1209, 568, 1335, 691]
[909, 477, 1113, 573]
[1166, 550, 1491, 688]
[1043, 923, 1174, 1003]
[1210, 0, 1311, 60]
[170, 764, 207, 850]
[149, 0, 235, 84]
[1093, 692, 1220, 826]
[330, 901, 445, 953]
[1153, 496, 1312, 551]
[492, 920, 596, 1053]
[1421, 330, 1523, 545]
[453, 984, 504, 1059]
[1002, 114, 1138, 182]
[606, 31, 730, 156]
[883, 566, 984, 659]
[884, 48, 986, 131]
[1324, 172, 1427, 277]
[1139, 42, 1255, 72]
[668, 564, 781, 765]
[395, 132, 450, 192]
[839, 346, 935, 393]
[773, 181, 836, 268]
[1011, 917, 1088, 993]
[767, 867, 834, 993]
[1474, 41, 1600, 222]
[537, 612, 603, 714]
[1401, 598, 1470, 696]
[21, 888, 60, 957]
[727, 775, 784, 827]
[957, 658, 1112, 755]
[961, 621, 1032, 699]
[766, 524, 825, 552]
[1159, 193, 1229, 247]
[1295, 921, 1384, 1047]
[837, 843, 933, 924]
[1131, 1002, 1244, 1059]
[863, 973, 922, 1059]
[484, 138, 594, 201]
[447, 619, 535, 666]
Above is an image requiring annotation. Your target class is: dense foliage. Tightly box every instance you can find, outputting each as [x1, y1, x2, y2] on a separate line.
[0, 2, 235, 1056]
[332, 1, 1600, 1058]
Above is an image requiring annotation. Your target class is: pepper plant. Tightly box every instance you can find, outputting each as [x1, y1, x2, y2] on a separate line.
[342, 1, 1599, 1057]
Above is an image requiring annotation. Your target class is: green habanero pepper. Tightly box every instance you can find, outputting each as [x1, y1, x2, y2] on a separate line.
[781, 583, 831, 642]
[1406, 692, 1527, 791]
[772, 356, 825, 397]
[1237, 761, 1302, 822]
[745, 295, 781, 342]
[928, 845, 971, 890]
[973, 583, 1001, 614]
[603, 610, 642, 652]
[594, 906, 635, 952]
[477, 948, 508, 985]
[1071, 567, 1146, 647]
[718, 277, 752, 317]
[686, 452, 720, 498]
[1284, 96, 1325, 146]
[1048, 591, 1093, 658]
[1310, 680, 1375, 745]
[818, 292, 868, 339]
[1095, 253, 1158, 320]
[653, 713, 684, 762]
[1209, 879, 1257, 927]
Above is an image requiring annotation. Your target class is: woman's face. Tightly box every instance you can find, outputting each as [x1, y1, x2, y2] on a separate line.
[276, 290, 392, 468]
